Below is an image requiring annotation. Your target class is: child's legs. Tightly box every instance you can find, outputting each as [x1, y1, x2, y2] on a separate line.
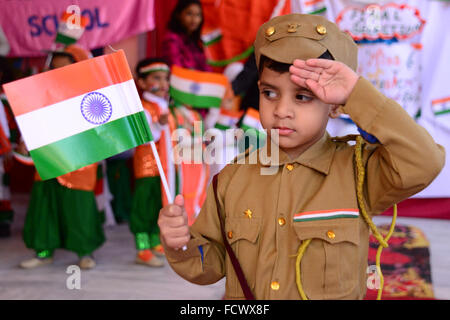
[129, 177, 162, 250]
[23, 180, 61, 256]
[58, 184, 105, 258]
[106, 158, 132, 223]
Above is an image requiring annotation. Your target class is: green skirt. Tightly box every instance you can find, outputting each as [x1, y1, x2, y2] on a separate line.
[23, 179, 105, 257]
[129, 176, 162, 249]
[106, 158, 133, 223]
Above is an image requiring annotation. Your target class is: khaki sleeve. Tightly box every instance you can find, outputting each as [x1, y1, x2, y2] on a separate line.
[162, 165, 236, 285]
[342, 77, 446, 215]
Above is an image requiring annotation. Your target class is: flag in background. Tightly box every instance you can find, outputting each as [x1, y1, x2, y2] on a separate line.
[201, 28, 223, 47]
[2, 50, 153, 180]
[214, 108, 243, 131]
[240, 107, 264, 132]
[55, 12, 89, 46]
[170, 65, 228, 108]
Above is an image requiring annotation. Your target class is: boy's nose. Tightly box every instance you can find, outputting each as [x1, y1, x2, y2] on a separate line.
[274, 98, 293, 118]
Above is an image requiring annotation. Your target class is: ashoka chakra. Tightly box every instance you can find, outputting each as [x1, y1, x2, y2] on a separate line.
[80, 92, 113, 125]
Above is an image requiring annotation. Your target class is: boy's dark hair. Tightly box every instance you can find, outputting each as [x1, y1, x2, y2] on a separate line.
[135, 57, 169, 79]
[167, 0, 204, 49]
[258, 50, 335, 76]
[50, 52, 76, 68]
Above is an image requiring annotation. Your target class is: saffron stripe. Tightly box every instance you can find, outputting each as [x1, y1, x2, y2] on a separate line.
[3, 50, 132, 116]
[171, 65, 228, 86]
[30, 111, 152, 180]
[170, 74, 226, 98]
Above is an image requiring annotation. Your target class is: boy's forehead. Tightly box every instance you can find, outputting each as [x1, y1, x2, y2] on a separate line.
[260, 68, 313, 93]
[254, 14, 358, 71]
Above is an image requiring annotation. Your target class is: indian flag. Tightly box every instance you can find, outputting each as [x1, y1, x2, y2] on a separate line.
[2, 50, 152, 180]
[240, 108, 264, 131]
[215, 109, 243, 130]
[432, 97, 450, 116]
[170, 65, 228, 108]
[201, 28, 222, 47]
[55, 12, 88, 45]
[293, 209, 359, 222]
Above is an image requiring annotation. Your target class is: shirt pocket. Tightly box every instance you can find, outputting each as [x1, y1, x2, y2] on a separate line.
[224, 217, 261, 299]
[292, 217, 361, 299]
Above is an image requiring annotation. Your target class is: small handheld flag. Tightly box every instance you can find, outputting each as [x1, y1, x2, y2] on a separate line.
[170, 65, 228, 109]
[3, 50, 153, 180]
[55, 12, 89, 46]
[214, 109, 243, 131]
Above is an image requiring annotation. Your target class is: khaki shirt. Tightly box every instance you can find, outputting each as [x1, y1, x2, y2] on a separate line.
[162, 77, 445, 300]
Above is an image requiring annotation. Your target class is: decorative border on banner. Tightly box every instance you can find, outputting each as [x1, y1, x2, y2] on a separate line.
[335, 3, 426, 42]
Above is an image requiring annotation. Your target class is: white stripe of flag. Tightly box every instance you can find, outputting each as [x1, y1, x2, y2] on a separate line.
[16, 80, 141, 151]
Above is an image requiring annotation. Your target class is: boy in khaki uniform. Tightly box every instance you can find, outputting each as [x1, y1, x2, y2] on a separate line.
[158, 14, 445, 299]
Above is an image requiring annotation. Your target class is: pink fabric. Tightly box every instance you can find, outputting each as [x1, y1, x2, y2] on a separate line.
[0, 0, 154, 57]
[161, 31, 212, 72]
[162, 30, 212, 118]
[382, 198, 450, 220]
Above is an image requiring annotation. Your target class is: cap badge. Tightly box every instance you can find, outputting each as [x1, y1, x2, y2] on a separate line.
[287, 23, 298, 33]
[316, 25, 327, 35]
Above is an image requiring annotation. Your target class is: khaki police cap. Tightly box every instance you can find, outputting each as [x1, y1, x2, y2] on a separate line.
[254, 14, 358, 71]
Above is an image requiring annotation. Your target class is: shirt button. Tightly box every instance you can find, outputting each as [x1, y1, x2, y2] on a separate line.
[286, 164, 294, 171]
[271, 281, 280, 291]
[227, 231, 233, 239]
[278, 217, 286, 226]
[326, 230, 336, 240]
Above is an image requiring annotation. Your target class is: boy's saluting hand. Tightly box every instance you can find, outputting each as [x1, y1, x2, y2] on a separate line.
[289, 59, 359, 106]
[158, 195, 190, 250]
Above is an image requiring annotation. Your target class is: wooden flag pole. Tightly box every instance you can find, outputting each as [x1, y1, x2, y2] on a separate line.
[150, 141, 187, 251]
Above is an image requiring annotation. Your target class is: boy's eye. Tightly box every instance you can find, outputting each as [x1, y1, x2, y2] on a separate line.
[262, 89, 277, 99]
[296, 94, 313, 102]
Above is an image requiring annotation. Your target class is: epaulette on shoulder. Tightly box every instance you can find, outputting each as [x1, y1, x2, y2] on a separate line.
[331, 134, 359, 143]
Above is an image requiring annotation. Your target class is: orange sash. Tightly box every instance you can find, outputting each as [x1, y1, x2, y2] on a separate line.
[34, 163, 98, 191]
[133, 100, 161, 179]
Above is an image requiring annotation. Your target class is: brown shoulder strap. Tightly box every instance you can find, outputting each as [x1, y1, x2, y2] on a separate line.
[212, 174, 255, 300]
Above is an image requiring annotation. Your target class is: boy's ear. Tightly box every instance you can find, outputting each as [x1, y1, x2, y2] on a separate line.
[329, 104, 342, 119]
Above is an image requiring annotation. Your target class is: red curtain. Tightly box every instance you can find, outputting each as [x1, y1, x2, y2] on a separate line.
[146, 0, 178, 58]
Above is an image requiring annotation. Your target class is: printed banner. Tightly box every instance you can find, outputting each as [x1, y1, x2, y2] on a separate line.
[0, 0, 155, 57]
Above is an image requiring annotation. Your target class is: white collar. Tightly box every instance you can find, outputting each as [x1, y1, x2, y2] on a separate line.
[143, 91, 169, 112]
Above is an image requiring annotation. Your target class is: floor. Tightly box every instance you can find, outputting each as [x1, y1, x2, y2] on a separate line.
[1, 193, 449, 300]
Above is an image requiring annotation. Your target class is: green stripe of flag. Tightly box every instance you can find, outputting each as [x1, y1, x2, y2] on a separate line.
[203, 35, 222, 47]
[309, 7, 327, 15]
[169, 86, 221, 108]
[434, 109, 450, 116]
[215, 123, 231, 131]
[294, 214, 358, 222]
[55, 33, 77, 45]
[30, 111, 152, 180]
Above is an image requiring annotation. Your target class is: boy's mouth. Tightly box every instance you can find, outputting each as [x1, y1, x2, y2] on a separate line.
[274, 126, 295, 136]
